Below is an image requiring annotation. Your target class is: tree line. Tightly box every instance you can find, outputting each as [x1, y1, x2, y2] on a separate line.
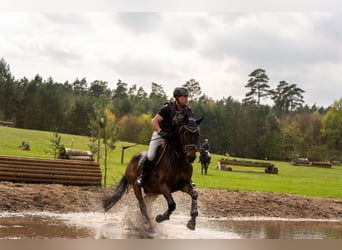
[1, 58, 342, 161]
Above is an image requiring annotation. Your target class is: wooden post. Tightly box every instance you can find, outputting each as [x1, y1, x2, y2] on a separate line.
[121, 146, 124, 164]
[121, 144, 138, 164]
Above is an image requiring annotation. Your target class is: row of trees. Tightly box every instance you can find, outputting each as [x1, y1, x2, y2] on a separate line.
[1, 58, 342, 161]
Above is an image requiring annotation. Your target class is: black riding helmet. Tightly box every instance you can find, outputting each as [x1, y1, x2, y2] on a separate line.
[173, 87, 189, 98]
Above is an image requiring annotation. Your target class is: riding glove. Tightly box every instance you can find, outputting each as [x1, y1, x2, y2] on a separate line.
[159, 131, 169, 139]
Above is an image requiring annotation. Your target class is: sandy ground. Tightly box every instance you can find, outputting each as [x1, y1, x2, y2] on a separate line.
[1, 182, 342, 219]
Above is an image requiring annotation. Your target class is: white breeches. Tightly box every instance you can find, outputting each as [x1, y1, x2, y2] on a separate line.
[147, 131, 164, 161]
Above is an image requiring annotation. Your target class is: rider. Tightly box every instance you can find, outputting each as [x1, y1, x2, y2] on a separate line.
[136, 87, 194, 186]
[200, 138, 211, 163]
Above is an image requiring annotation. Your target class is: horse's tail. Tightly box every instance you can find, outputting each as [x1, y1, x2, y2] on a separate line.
[103, 175, 129, 211]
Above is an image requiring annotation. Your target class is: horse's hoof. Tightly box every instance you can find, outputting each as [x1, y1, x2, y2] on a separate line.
[156, 214, 163, 223]
[156, 214, 170, 223]
[187, 221, 196, 230]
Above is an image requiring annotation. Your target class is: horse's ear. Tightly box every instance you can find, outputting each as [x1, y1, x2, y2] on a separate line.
[196, 116, 204, 125]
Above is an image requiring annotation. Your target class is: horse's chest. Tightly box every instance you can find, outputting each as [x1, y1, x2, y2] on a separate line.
[154, 164, 192, 182]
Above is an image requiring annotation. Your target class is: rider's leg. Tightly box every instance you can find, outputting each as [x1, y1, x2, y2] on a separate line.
[136, 131, 163, 186]
[136, 156, 155, 186]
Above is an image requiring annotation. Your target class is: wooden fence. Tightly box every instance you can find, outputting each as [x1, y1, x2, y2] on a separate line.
[0, 155, 102, 186]
[217, 159, 278, 174]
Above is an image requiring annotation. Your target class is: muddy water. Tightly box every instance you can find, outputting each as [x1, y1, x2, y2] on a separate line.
[1, 212, 342, 239]
[0, 212, 91, 239]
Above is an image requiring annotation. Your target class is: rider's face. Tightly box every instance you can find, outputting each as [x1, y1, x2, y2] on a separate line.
[177, 95, 188, 107]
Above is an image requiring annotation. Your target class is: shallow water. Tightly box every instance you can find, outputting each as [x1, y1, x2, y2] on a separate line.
[1, 212, 342, 239]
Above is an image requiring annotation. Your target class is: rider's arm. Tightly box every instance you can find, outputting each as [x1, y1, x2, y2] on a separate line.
[151, 113, 164, 133]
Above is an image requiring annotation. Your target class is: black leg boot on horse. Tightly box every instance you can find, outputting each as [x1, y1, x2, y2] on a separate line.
[136, 156, 155, 186]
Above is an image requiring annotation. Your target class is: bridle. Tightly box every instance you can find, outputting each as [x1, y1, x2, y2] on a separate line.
[184, 144, 197, 152]
[179, 123, 199, 155]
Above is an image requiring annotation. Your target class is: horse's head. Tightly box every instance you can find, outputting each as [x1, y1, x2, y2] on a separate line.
[178, 116, 204, 163]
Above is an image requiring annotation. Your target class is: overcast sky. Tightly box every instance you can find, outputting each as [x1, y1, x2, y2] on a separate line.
[1, 11, 342, 107]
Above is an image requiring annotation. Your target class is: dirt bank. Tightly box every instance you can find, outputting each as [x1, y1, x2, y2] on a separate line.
[1, 182, 342, 219]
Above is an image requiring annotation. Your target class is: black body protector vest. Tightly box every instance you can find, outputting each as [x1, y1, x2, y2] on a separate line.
[159, 101, 194, 135]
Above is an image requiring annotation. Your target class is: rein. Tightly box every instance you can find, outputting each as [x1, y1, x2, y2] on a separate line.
[155, 142, 168, 166]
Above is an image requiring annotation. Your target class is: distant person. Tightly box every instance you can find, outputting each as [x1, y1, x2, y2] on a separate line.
[201, 138, 210, 151]
[200, 138, 211, 162]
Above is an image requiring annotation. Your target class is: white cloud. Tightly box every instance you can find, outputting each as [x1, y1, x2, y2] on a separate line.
[1, 12, 341, 107]
[115, 12, 163, 34]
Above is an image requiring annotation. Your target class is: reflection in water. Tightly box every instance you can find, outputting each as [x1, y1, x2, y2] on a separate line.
[0, 213, 92, 239]
[208, 218, 342, 239]
[1, 212, 342, 239]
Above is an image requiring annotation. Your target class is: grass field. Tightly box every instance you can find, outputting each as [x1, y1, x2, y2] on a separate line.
[1, 126, 342, 199]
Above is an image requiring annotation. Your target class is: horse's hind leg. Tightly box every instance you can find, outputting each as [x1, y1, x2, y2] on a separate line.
[186, 186, 198, 230]
[133, 186, 152, 227]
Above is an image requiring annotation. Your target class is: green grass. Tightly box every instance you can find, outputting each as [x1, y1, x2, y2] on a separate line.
[1, 126, 342, 200]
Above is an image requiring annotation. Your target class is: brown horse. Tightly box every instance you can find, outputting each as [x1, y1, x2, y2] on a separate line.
[103, 116, 203, 230]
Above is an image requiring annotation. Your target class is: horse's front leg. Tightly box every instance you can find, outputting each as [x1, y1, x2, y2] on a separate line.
[155, 189, 176, 223]
[186, 185, 198, 230]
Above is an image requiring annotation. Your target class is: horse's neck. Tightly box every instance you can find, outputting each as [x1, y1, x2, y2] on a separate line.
[167, 140, 178, 152]
[166, 140, 185, 160]
[164, 126, 187, 160]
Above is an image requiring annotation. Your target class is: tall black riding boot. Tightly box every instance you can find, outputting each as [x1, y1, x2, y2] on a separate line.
[136, 157, 154, 186]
